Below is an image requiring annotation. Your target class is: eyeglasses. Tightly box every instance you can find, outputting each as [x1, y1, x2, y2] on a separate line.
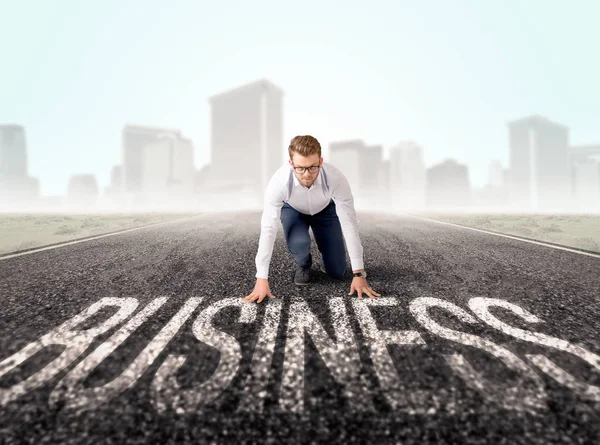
[293, 165, 320, 174]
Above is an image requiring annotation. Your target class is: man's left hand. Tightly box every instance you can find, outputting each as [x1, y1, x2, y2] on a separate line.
[348, 277, 381, 299]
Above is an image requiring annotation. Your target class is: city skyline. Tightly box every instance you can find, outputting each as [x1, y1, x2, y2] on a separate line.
[1, 0, 599, 197]
[2, 99, 597, 201]
[2, 107, 592, 199]
[2, 100, 600, 213]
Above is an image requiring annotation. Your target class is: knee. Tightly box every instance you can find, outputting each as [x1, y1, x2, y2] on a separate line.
[287, 236, 310, 255]
[289, 236, 310, 250]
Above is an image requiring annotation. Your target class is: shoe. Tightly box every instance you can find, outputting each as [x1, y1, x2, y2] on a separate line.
[294, 265, 311, 285]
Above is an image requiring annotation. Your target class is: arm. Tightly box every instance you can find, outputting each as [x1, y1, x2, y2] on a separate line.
[329, 168, 381, 299]
[254, 173, 286, 279]
[330, 170, 364, 273]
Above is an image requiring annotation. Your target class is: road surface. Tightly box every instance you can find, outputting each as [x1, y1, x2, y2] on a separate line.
[1, 211, 599, 444]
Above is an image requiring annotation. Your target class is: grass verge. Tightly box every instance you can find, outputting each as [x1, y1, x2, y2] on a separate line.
[0, 212, 200, 256]
[414, 212, 600, 253]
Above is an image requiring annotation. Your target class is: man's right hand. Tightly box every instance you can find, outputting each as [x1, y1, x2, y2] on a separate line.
[243, 278, 277, 303]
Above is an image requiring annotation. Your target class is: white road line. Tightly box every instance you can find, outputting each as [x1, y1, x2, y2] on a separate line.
[405, 213, 600, 259]
[0, 212, 219, 261]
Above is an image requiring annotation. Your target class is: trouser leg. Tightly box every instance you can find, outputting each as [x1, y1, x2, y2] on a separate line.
[280, 202, 312, 269]
[310, 200, 347, 280]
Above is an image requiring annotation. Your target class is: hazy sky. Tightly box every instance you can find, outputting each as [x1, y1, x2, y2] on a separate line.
[1, 0, 598, 197]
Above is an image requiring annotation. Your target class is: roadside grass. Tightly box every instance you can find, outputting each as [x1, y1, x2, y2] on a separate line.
[414, 213, 600, 253]
[3, 211, 598, 257]
[0, 212, 200, 256]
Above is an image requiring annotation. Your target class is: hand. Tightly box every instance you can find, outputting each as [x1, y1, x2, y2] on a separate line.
[243, 278, 277, 303]
[348, 277, 381, 299]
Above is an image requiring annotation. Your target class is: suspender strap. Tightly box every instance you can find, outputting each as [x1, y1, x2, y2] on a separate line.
[285, 169, 294, 202]
[320, 166, 329, 194]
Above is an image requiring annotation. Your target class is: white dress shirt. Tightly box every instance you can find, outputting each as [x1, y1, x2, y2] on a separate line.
[255, 161, 364, 279]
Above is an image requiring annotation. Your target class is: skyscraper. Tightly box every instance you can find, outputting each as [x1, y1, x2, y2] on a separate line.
[471, 159, 509, 210]
[389, 141, 426, 211]
[426, 159, 471, 210]
[329, 139, 385, 210]
[570, 144, 600, 211]
[569, 144, 600, 163]
[0, 124, 39, 208]
[122, 125, 179, 194]
[363, 143, 384, 193]
[488, 160, 504, 187]
[140, 134, 194, 199]
[121, 124, 195, 209]
[208, 78, 284, 197]
[107, 165, 123, 194]
[0, 124, 27, 179]
[102, 165, 124, 209]
[328, 139, 363, 196]
[67, 174, 99, 210]
[507, 115, 571, 211]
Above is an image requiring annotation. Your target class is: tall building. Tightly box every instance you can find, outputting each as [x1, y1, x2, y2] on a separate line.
[208, 78, 284, 196]
[328, 139, 362, 197]
[363, 143, 384, 194]
[507, 115, 571, 211]
[329, 139, 385, 209]
[194, 164, 211, 193]
[121, 125, 195, 209]
[67, 174, 99, 210]
[110, 165, 123, 193]
[0, 124, 27, 178]
[102, 165, 123, 209]
[570, 144, 600, 163]
[122, 125, 179, 194]
[141, 135, 194, 195]
[103, 165, 122, 195]
[472, 159, 510, 210]
[388, 141, 426, 211]
[426, 159, 471, 210]
[0, 124, 39, 208]
[570, 145, 600, 211]
[572, 159, 600, 211]
[488, 160, 504, 187]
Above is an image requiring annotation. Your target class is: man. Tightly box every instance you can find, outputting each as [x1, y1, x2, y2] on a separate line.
[243, 135, 381, 304]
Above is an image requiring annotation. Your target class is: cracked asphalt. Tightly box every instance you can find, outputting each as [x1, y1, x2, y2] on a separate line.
[1, 211, 599, 444]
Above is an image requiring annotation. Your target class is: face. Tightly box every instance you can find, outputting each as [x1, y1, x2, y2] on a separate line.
[289, 153, 323, 188]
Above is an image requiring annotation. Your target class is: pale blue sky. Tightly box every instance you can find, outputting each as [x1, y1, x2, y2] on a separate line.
[1, 0, 598, 196]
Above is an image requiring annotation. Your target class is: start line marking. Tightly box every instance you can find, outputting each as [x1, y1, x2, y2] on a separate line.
[406, 213, 600, 260]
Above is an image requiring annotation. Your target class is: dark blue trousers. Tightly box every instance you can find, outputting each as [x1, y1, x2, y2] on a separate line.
[280, 199, 347, 280]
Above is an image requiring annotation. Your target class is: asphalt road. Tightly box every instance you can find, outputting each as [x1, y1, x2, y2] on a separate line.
[1, 211, 599, 444]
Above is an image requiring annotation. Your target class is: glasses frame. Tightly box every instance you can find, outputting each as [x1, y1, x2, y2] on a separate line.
[292, 164, 320, 174]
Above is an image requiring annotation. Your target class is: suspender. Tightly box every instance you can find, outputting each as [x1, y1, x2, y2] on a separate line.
[284, 166, 330, 203]
[286, 169, 294, 203]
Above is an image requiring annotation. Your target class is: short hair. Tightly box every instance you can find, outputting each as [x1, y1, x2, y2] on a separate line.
[288, 135, 322, 160]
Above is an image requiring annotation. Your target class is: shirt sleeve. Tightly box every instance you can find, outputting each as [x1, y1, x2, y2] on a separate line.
[330, 168, 365, 272]
[255, 170, 286, 279]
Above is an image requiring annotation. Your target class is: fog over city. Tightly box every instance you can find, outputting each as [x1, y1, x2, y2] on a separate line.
[1, 1, 599, 215]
